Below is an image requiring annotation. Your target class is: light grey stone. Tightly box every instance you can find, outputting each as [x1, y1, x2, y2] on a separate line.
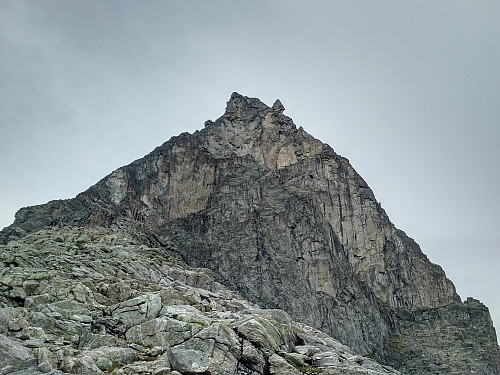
[160, 305, 211, 325]
[294, 345, 320, 357]
[268, 353, 301, 375]
[112, 293, 162, 330]
[0, 333, 37, 373]
[235, 315, 294, 354]
[37, 360, 53, 373]
[24, 326, 47, 341]
[167, 347, 212, 373]
[240, 341, 266, 373]
[0, 308, 9, 333]
[8, 318, 28, 332]
[125, 316, 196, 348]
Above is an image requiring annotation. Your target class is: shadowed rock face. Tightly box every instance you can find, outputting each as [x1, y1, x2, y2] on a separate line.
[1, 93, 499, 374]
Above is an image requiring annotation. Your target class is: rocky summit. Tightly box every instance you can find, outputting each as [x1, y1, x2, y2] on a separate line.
[1, 93, 499, 374]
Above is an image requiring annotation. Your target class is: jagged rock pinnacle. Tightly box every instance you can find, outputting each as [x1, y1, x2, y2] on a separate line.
[223, 92, 271, 122]
[272, 99, 285, 113]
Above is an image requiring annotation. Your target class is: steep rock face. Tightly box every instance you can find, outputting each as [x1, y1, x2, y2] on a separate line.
[1, 93, 499, 374]
[385, 300, 500, 374]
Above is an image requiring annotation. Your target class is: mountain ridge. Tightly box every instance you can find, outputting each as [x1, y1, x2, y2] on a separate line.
[1, 93, 499, 374]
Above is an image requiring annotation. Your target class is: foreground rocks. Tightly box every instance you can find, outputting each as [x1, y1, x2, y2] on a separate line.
[0, 226, 401, 375]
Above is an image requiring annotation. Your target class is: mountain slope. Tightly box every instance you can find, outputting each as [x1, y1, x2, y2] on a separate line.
[1, 93, 499, 374]
[1, 225, 403, 375]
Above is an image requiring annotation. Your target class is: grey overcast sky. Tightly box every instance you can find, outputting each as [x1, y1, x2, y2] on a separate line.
[1, 1, 499, 339]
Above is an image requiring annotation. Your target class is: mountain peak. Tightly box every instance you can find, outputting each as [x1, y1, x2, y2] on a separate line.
[1, 94, 499, 374]
[272, 98, 285, 113]
[223, 92, 273, 122]
[200, 93, 308, 170]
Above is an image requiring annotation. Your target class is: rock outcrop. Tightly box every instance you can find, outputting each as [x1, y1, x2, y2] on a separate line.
[1, 93, 499, 374]
[0, 226, 401, 375]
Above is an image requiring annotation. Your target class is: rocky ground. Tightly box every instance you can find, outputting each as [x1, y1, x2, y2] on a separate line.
[0, 225, 401, 375]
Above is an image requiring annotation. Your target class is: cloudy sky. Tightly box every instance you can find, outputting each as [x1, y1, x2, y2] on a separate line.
[1, 1, 499, 338]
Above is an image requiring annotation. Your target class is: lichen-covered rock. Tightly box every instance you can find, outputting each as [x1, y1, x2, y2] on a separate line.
[111, 293, 163, 332]
[234, 312, 295, 355]
[0, 226, 403, 375]
[1, 93, 499, 374]
[0, 308, 9, 333]
[125, 315, 204, 348]
[0, 332, 38, 373]
[268, 353, 302, 375]
[167, 347, 213, 373]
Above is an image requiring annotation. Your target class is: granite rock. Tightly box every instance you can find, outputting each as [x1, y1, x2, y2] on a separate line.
[0, 226, 401, 375]
[1, 93, 499, 374]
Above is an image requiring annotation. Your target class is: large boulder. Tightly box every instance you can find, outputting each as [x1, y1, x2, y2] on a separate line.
[0, 333, 37, 374]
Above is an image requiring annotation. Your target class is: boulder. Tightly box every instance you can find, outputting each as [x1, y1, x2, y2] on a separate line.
[167, 347, 212, 374]
[0, 333, 37, 373]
